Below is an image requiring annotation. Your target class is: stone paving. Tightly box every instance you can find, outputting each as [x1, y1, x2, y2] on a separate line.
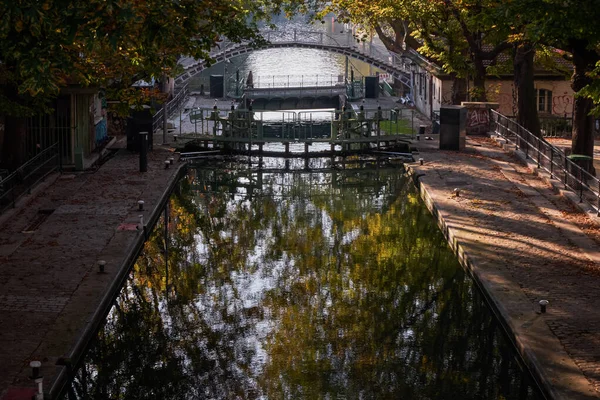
[0, 134, 182, 399]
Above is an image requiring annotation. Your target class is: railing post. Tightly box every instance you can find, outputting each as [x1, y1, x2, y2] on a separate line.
[537, 138, 541, 168]
[294, 29, 297, 42]
[597, 181, 600, 216]
[550, 150, 554, 179]
[320, 32, 323, 44]
[579, 167, 584, 203]
[564, 155, 568, 188]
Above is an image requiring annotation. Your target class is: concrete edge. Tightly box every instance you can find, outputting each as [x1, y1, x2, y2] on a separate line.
[47, 162, 188, 399]
[405, 164, 563, 400]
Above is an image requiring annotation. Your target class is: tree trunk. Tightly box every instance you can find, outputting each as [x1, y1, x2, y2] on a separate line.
[451, 76, 467, 105]
[514, 42, 541, 136]
[570, 40, 597, 162]
[1, 116, 27, 170]
[471, 59, 487, 101]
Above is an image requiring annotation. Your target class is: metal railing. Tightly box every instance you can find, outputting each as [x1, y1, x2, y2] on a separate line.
[179, 107, 416, 142]
[242, 74, 345, 89]
[346, 80, 364, 101]
[539, 115, 573, 138]
[0, 143, 61, 214]
[492, 110, 600, 213]
[152, 84, 189, 134]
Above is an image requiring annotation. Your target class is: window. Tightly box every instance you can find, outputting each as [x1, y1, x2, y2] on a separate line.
[536, 89, 553, 113]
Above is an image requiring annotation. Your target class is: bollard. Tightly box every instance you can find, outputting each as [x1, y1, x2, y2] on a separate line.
[30, 361, 41, 379]
[419, 125, 426, 136]
[98, 260, 106, 273]
[539, 299, 549, 313]
[419, 158, 424, 165]
[164, 160, 170, 169]
[137, 215, 144, 231]
[138, 200, 144, 211]
[453, 188, 460, 197]
[139, 132, 148, 173]
[173, 134, 178, 142]
[169, 157, 174, 165]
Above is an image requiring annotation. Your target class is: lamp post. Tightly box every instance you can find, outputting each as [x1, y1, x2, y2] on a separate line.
[223, 60, 229, 100]
[409, 62, 417, 102]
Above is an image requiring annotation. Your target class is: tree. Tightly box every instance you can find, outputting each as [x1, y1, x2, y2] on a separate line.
[504, 0, 600, 160]
[0, 0, 284, 167]
[308, 0, 512, 102]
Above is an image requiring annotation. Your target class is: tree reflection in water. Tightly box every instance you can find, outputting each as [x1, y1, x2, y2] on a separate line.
[65, 158, 541, 400]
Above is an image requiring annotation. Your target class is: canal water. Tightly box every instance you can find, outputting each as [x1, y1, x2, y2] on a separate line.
[62, 158, 542, 399]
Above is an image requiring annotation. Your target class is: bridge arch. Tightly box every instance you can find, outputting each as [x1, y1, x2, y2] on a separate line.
[176, 37, 413, 91]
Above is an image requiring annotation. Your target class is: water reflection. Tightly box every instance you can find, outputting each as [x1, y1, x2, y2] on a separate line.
[64, 158, 541, 399]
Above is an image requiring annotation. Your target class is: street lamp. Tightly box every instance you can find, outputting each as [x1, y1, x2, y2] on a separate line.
[223, 59, 231, 99]
[409, 62, 417, 101]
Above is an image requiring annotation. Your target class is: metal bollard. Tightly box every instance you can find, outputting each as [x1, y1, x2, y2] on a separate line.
[30, 361, 41, 379]
[539, 299, 549, 313]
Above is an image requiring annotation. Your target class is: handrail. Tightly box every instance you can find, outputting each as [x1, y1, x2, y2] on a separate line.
[0, 143, 60, 214]
[152, 84, 189, 134]
[491, 110, 600, 214]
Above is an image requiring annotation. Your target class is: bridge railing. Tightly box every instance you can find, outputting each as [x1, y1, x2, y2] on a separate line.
[261, 28, 409, 74]
[243, 74, 345, 89]
[180, 107, 416, 143]
[492, 110, 600, 214]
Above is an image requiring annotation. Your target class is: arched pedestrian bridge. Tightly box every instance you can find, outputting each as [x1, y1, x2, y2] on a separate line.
[176, 28, 415, 91]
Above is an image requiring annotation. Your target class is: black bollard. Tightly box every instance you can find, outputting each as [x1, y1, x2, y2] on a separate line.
[139, 131, 148, 172]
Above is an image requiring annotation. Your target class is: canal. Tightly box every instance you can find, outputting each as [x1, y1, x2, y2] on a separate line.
[61, 157, 542, 399]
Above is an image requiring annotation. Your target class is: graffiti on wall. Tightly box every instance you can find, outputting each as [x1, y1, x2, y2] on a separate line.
[552, 95, 573, 116]
[467, 108, 490, 128]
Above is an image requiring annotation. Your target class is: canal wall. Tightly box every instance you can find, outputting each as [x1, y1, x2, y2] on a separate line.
[406, 138, 599, 399]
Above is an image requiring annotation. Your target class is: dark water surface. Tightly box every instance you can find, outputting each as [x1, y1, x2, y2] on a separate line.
[64, 158, 542, 400]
